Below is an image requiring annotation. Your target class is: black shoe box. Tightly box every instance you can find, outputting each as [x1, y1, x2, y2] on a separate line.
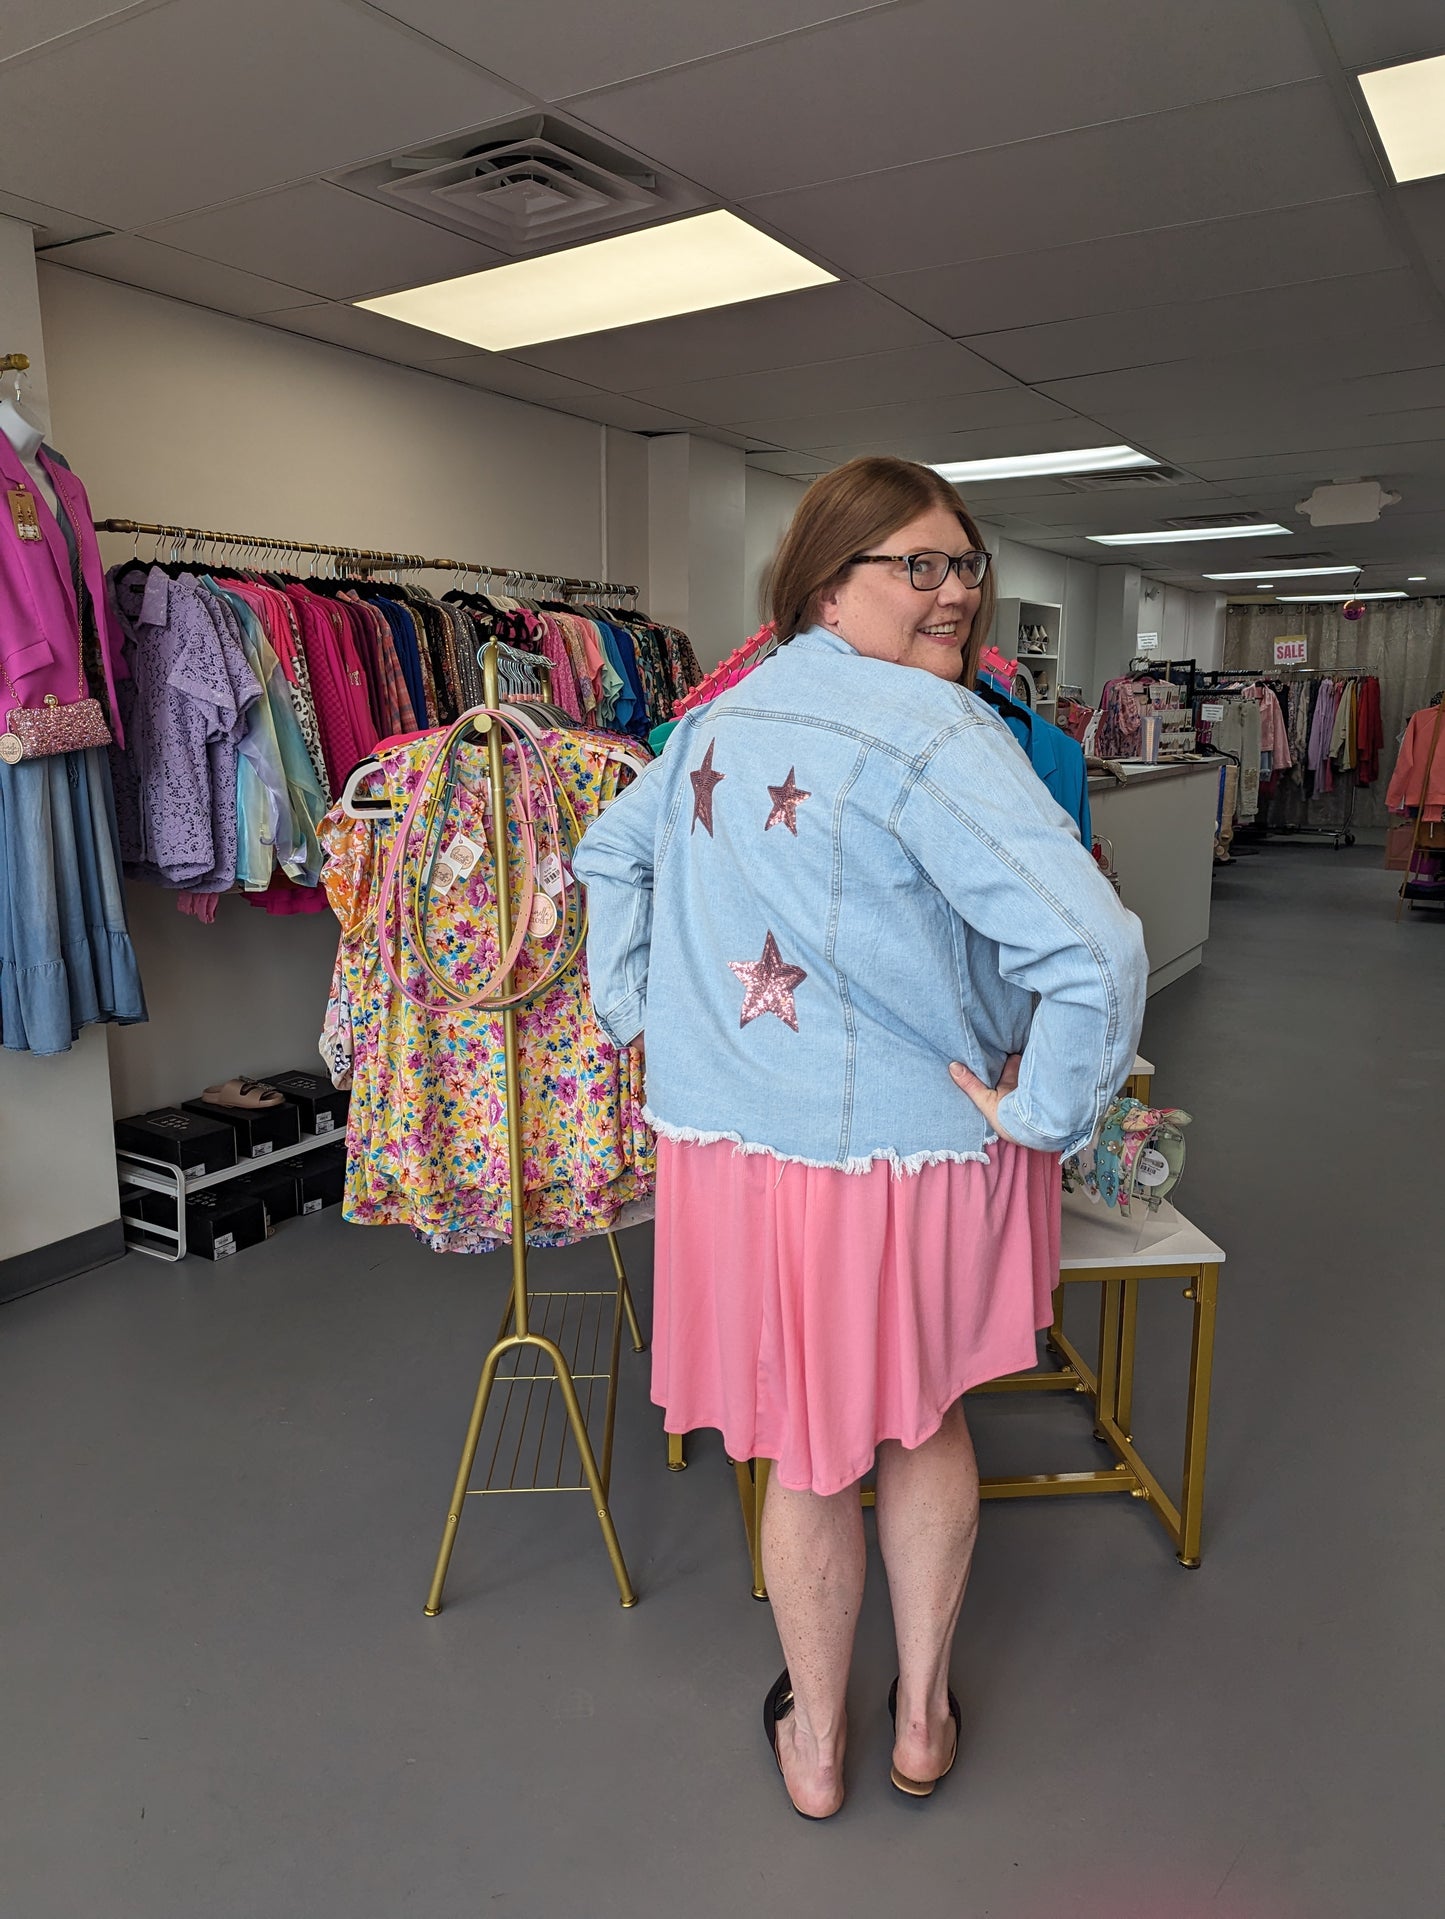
[128, 1187, 268, 1260]
[260, 1068, 350, 1139]
[298, 1142, 347, 1213]
[231, 1164, 303, 1227]
[181, 1097, 301, 1160]
[115, 1107, 237, 1178]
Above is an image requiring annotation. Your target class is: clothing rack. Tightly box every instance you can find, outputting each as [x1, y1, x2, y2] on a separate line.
[94, 517, 638, 600]
[1204, 669, 1362, 850]
[1395, 692, 1445, 920]
[422, 639, 644, 1614]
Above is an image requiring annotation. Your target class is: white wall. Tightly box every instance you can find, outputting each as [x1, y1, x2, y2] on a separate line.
[37, 264, 657, 1119]
[744, 470, 807, 634]
[0, 219, 122, 1260]
[1137, 581, 1227, 670]
[974, 519, 1099, 696]
[646, 434, 747, 671]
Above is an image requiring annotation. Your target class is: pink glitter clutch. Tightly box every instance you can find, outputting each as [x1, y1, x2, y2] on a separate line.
[0, 691, 112, 763]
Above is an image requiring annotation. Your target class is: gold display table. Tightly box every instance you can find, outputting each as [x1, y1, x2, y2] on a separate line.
[672, 1185, 1223, 1595]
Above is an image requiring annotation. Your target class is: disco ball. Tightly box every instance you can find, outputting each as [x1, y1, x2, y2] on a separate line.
[1342, 598, 1366, 620]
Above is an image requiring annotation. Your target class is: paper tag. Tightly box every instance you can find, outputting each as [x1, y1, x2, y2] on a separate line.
[213, 1233, 237, 1256]
[1136, 631, 1159, 651]
[1201, 702, 1225, 722]
[529, 893, 559, 938]
[314, 1112, 335, 1134]
[0, 733, 21, 764]
[432, 832, 484, 895]
[140, 567, 171, 626]
[251, 1141, 274, 1158]
[536, 852, 566, 897]
[1135, 1148, 1171, 1188]
[303, 1198, 323, 1215]
[7, 487, 42, 542]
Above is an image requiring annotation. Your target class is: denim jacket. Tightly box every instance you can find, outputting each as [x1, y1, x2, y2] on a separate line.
[572, 626, 1147, 1173]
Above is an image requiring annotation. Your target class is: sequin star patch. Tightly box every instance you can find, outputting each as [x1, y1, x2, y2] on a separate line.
[690, 739, 724, 836]
[728, 931, 808, 1031]
[765, 767, 811, 835]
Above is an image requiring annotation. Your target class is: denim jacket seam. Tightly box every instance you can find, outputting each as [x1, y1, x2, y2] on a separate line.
[826, 743, 869, 1160]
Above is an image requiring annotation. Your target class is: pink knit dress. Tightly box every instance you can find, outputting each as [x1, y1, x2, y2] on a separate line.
[651, 1135, 1061, 1496]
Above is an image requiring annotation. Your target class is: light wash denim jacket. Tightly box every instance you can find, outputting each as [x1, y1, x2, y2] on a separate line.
[572, 626, 1147, 1173]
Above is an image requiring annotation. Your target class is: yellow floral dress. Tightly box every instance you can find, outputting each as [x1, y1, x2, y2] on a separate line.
[321, 729, 654, 1252]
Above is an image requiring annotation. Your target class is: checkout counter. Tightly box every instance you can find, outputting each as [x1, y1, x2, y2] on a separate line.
[1089, 759, 1221, 995]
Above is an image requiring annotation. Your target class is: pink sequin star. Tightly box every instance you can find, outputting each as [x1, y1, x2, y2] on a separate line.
[728, 931, 808, 1031]
[690, 739, 725, 836]
[765, 767, 811, 835]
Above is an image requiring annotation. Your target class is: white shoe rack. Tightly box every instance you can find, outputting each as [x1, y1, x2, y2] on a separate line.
[118, 1131, 343, 1262]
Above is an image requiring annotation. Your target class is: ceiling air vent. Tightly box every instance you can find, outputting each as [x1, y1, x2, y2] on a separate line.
[1158, 511, 1274, 531]
[333, 115, 704, 256]
[1058, 466, 1187, 492]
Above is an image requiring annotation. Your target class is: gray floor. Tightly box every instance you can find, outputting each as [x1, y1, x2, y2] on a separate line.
[2, 846, 1441, 1918]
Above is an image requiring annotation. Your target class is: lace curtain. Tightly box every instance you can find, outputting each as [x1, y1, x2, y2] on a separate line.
[1224, 599, 1445, 832]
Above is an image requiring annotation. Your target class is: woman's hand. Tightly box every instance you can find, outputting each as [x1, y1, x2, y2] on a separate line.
[949, 1054, 1023, 1145]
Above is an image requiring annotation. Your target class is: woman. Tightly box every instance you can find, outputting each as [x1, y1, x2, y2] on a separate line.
[573, 457, 1147, 1818]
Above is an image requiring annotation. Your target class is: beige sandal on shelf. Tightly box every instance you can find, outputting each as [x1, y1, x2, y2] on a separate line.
[201, 1077, 286, 1110]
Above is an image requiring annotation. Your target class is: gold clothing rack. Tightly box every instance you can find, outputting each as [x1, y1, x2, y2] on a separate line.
[93, 517, 638, 599]
[421, 640, 644, 1613]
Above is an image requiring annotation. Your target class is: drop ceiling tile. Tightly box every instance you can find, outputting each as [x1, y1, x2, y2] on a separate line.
[0, 0, 144, 64]
[566, 0, 1321, 201]
[424, 355, 629, 406]
[1188, 441, 1445, 482]
[147, 183, 502, 302]
[729, 387, 1077, 450]
[1148, 412, 1445, 467]
[40, 234, 312, 316]
[0, 188, 105, 247]
[963, 270, 1438, 384]
[870, 196, 1402, 337]
[630, 342, 1018, 425]
[746, 449, 821, 476]
[0, 0, 525, 228]
[263, 301, 485, 365]
[1312, 0, 1445, 68]
[507, 283, 940, 390]
[1341, 364, 1445, 412]
[746, 84, 1371, 280]
[369, 0, 891, 99]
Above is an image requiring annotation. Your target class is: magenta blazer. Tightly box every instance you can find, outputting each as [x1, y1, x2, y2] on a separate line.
[0, 436, 126, 744]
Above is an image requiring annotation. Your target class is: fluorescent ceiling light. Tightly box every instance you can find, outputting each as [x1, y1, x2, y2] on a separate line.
[1088, 523, 1291, 547]
[1359, 54, 1445, 184]
[1255, 583, 1275, 589]
[1408, 575, 1427, 581]
[931, 445, 1157, 484]
[1203, 564, 1359, 580]
[1276, 591, 1407, 602]
[356, 210, 836, 351]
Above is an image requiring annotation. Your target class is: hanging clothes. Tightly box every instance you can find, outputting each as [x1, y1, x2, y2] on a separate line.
[320, 721, 655, 1251]
[0, 440, 145, 1053]
[1386, 705, 1445, 822]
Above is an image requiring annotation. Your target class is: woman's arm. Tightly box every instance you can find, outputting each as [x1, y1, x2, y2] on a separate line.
[571, 759, 669, 1047]
[898, 720, 1148, 1155]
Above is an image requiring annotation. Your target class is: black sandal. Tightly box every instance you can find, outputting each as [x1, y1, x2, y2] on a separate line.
[887, 1675, 961, 1798]
[764, 1669, 838, 1821]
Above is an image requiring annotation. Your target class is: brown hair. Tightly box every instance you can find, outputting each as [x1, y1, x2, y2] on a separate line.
[767, 456, 995, 684]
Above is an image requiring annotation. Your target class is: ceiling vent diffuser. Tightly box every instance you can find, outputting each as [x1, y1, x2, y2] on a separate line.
[1058, 466, 1187, 492]
[334, 115, 703, 255]
[1158, 511, 1274, 531]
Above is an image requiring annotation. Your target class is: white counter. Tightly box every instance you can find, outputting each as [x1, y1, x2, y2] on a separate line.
[1088, 759, 1221, 995]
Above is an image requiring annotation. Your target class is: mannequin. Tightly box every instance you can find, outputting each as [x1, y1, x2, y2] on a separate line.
[0, 374, 58, 519]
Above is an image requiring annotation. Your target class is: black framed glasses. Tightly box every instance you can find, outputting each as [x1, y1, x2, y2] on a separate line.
[850, 549, 992, 590]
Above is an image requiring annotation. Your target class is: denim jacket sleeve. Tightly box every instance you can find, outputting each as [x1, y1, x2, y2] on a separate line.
[898, 720, 1148, 1155]
[570, 757, 667, 1047]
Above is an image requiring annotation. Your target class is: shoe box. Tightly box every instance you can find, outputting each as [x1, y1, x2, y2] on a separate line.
[180, 1095, 301, 1160]
[114, 1107, 237, 1177]
[259, 1068, 350, 1139]
[297, 1142, 347, 1213]
[124, 1185, 268, 1260]
[231, 1162, 303, 1228]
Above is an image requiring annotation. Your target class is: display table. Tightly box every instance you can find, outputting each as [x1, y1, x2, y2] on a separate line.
[1089, 759, 1221, 994]
[725, 1186, 1224, 1596]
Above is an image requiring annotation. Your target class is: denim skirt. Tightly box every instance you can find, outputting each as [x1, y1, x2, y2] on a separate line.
[0, 745, 147, 1054]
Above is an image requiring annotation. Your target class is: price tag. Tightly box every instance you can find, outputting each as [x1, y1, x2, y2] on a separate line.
[1201, 702, 1225, 722]
[1274, 636, 1308, 666]
[7, 487, 42, 542]
[1135, 1148, 1171, 1188]
[314, 1112, 335, 1134]
[536, 852, 567, 897]
[251, 1141, 274, 1158]
[529, 893, 559, 937]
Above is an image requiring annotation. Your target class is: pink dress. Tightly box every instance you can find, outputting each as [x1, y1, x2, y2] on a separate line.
[651, 1136, 1061, 1496]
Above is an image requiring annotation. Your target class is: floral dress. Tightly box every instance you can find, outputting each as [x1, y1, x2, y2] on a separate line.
[320, 729, 654, 1252]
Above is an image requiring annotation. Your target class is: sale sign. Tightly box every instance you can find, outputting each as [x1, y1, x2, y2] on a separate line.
[1274, 636, 1308, 666]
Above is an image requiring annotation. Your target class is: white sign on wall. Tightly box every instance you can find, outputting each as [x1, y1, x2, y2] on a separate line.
[1136, 631, 1160, 651]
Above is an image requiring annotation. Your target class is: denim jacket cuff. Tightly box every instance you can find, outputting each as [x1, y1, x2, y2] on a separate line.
[996, 1091, 1075, 1156]
[596, 988, 646, 1050]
